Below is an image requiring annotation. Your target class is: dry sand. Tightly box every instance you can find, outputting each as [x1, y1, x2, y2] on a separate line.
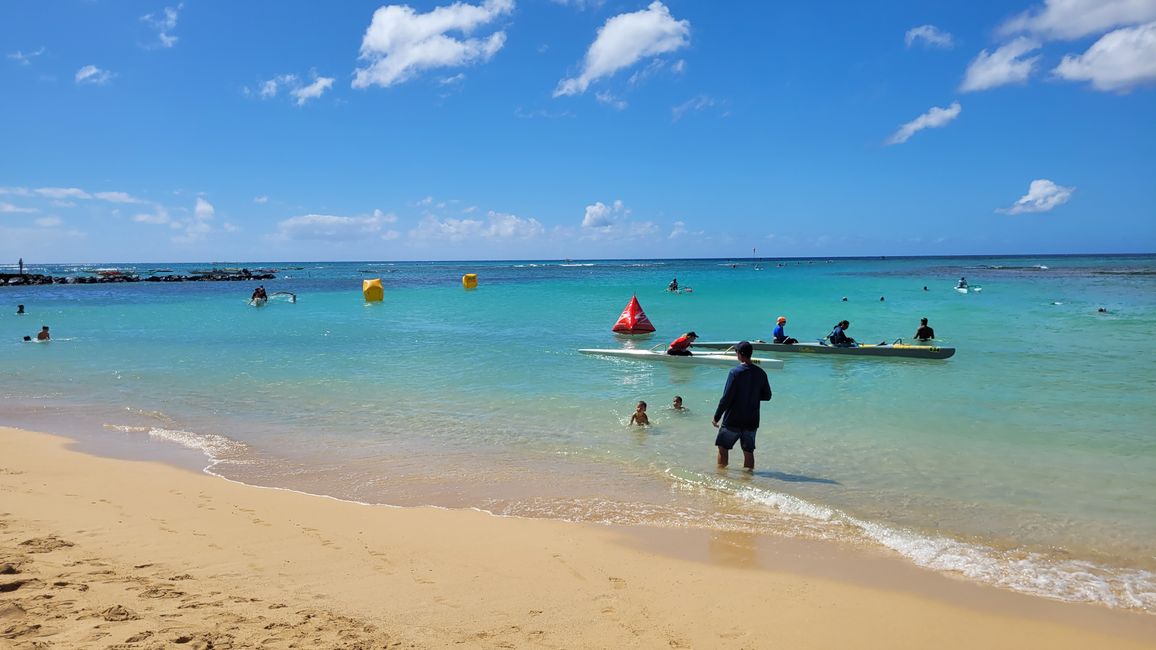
[2, 425, 1155, 649]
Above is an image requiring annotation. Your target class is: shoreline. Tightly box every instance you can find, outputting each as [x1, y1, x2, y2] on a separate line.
[2, 426, 1155, 648]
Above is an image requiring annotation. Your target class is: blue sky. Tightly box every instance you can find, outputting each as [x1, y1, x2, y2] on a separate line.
[2, 0, 1154, 263]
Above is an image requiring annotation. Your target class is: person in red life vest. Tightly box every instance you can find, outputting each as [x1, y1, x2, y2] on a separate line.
[666, 331, 698, 356]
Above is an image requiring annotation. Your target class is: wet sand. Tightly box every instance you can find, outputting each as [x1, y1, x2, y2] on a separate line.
[2, 426, 1154, 649]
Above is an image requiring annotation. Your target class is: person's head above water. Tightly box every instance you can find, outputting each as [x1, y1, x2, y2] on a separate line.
[920, 317, 928, 325]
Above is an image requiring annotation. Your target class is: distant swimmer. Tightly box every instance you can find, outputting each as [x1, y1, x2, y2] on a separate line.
[16, 304, 25, 315]
[957, 277, 968, 289]
[250, 285, 268, 304]
[1098, 307, 1109, 313]
[828, 320, 856, 347]
[672, 395, 686, 411]
[36, 326, 50, 341]
[668, 278, 679, 292]
[914, 317, 935, 342]
[630, 401, 650, 426]
[667, 331, 698, 356]
[772, 316, 798, 345]
[880, 296, 885, 301]
[923, 286, 928, 291]
[841, 296, 848, 302]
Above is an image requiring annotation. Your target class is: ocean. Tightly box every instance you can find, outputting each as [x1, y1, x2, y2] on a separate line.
[3, 255, 1155, 611]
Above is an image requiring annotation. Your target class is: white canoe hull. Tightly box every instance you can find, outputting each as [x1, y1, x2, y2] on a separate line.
[579, 349, 783, 369]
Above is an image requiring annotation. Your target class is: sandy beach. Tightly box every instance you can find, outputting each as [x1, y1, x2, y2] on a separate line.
[2, 426, 1154, 649]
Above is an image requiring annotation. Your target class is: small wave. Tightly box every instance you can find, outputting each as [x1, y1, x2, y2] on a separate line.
[559, 263, 595, 267]
[687, 474, 1156, 612]
[104, 424, 252, 466]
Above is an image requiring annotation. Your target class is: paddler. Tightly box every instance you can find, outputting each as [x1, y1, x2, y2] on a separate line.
[772, 316, 798, 344]
[666, 331, 697, 356]
[828, 320, 856, 347]
[914, 317, 935, 342]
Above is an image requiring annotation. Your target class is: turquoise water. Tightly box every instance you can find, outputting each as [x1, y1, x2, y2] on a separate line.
[3, 256, 1155, 610]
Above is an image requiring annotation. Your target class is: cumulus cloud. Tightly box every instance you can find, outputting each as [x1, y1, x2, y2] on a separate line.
[549, 0, 604, 9]
[581, 200, 628, 228]
[669, 220, 688, 239]
[276, 212, 399, 241]
[1053, 21, 1156, 91]
[671, 94, 717, 121]
[352, 0, 514, 89]
[7, 47, 46, 65]
[75, 65, 113, 85]
[141, 4, 182, 48]
[194, 197, 215, 219]
[960, 37, 1041, 91]
[905, 25, 955, 49]
[998, 179, 1075, 214]
[1000, 0, 1156, 40]
[554, 1, 690, 97]
[291, 74, 335, 105]
[410, 210, 544, 241]
[252, 74, 297, 99]
[254, 195, 269, 204]
[595, 91, 627, 109]
[34, 216, 62, 228]
[886, 101, 962, 145]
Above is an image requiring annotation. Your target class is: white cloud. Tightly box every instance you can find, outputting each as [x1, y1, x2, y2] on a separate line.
[1000, 0, 1156, 40]
[252, 74, 297, 99]
[7, 47, 46, 65]
[595, 91, 627, 109]
[886, 101, 962, 145]
[998, 179, 1075, 214]
[372, 208, 398, 222]
[291, 74, 335, 105]
[549, 0, 604, 9]
[671, 59, 686, 74]
[0, 187, 32, 196]
[905, 25, 955, 49]
[671, 94, 717, 121]
[141, 4, 182, 48]
[410, 210, 544, 241]
[0, 202, 37, 213]
[554, 1, 690, 97]
[133, 208, 171, 225]
[75, 65, 113, 85]
[34, 216, 62, 228]
[1053, 21, 1156, 91]
[669, 220, 687, 239]
[439, 72, 466, 85]
[254, 195, 269, 204]
[194, 197, 215, 219]
[276, 212, 398, 241]
[960, 37, 1041, 91]
[94, 191, 144, 204]
[35, 187, 91, 199]
[352, 0, 514, 89]
[581, 200, 628, 228]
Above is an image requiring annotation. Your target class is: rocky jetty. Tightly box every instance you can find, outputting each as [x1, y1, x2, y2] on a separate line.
[2, 269, 276, 286]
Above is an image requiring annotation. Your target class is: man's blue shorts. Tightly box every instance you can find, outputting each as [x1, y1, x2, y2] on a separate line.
[715, 425, 757, 452]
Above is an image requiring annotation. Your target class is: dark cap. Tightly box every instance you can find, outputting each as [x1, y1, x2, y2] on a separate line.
[686, 331, 698, 338]
[735, 341, 754, 357]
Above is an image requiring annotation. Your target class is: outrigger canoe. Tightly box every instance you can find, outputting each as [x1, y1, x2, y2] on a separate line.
[579, 348, 784, 369]
[693, 341, 955, 360]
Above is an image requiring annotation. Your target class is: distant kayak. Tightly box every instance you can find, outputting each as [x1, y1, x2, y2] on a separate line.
[693, 341, 955, 360]
[579, 348, 784, 369]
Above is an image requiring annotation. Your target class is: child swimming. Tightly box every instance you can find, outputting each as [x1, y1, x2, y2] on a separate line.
[629, 401, 650, 426]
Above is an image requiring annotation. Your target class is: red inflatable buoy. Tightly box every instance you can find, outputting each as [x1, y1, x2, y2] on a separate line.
[612, 295, 656, 334]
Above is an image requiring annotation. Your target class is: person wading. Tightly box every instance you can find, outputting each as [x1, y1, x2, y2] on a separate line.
[711, 341, 772, 471]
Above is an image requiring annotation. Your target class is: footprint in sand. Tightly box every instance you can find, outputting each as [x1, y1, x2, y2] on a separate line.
[19, 535, 75, 553]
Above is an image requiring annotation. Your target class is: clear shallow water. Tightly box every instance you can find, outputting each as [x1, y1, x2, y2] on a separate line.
[3, 256, 1155, 611]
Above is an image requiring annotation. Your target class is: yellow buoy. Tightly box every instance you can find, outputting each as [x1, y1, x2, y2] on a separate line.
[462, 273, 478, 289]
[363, 278, 383, 302]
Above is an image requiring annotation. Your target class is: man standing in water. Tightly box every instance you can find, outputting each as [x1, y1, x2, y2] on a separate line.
[711, 341, 772, 471]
